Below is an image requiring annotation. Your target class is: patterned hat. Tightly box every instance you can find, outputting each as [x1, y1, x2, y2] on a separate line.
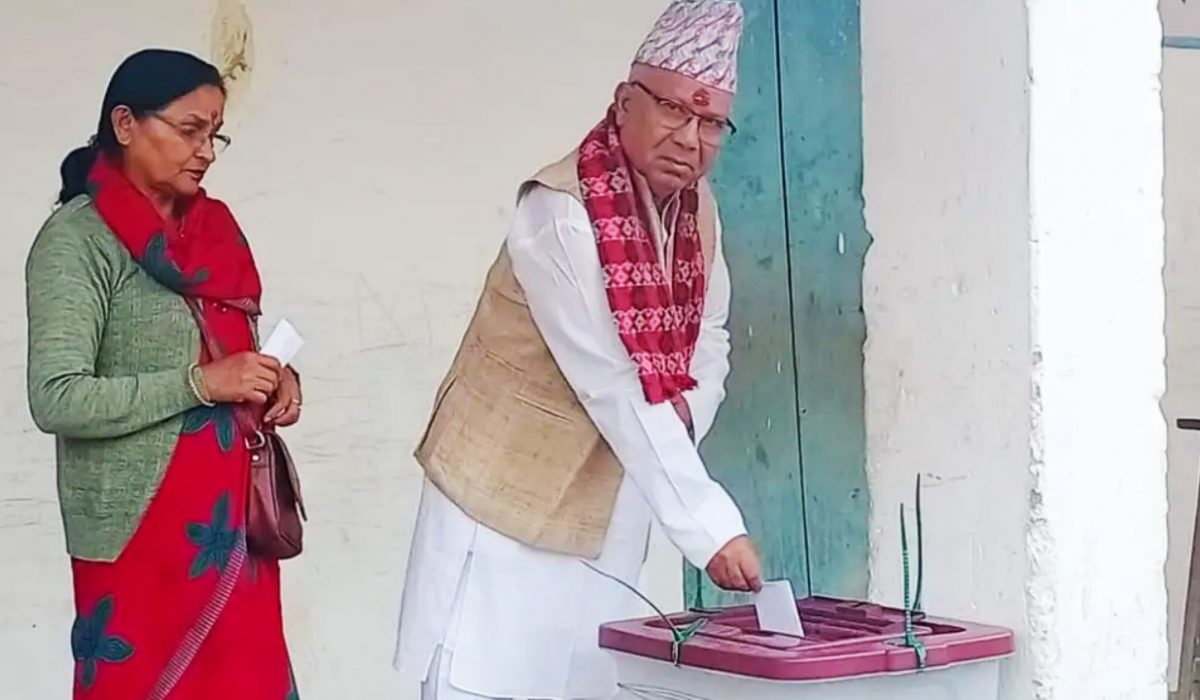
[632, 0, 745, 94]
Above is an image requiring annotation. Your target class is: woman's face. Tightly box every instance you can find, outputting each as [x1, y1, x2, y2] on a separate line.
[112, 85, 227, 202]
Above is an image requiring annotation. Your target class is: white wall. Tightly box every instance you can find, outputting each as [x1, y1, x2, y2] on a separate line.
[860, 0, 1034, 696]
[1160, 2, 1200, 691]
[863, 0, 1170, 698]
[0, 2, 677, 698]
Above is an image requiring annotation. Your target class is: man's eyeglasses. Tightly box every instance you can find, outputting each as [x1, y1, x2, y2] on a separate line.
[150, 113, 232, 154]
[631, 81, 737, 144]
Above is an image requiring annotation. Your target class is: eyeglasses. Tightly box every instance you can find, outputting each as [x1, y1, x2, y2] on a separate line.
[631, 81, 737, 144]
[150, 113, 232, 154]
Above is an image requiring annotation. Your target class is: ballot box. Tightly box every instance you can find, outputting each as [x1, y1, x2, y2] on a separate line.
[600, 596, 1013, 700]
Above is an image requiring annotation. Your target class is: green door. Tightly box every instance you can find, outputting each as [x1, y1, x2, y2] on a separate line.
[685, 0, 869, 607]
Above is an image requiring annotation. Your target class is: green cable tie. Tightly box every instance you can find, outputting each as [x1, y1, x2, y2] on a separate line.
[901, 502, 928, 669]
[914, 473, 924, 614]
[671, 618, 709, 666]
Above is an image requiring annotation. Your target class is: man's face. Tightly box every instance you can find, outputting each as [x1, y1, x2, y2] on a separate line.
[615, 64, 735, 202]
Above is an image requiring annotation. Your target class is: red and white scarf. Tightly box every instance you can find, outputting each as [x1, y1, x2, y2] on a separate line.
[577, 109, 707, 405]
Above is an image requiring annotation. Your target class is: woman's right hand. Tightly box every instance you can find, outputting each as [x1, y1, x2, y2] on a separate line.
[201, 353, 282, 405]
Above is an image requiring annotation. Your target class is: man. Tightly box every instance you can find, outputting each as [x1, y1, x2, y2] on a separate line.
[395, 2, 761, 698]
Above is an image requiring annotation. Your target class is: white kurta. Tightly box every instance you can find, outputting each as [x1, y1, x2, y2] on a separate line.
[394, 184, 747, 700]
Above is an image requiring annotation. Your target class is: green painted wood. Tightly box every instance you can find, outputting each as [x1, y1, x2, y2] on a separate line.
[685, 0, 809, 609]
[777, 0, 870, 597]
[684, 0, 870, 606]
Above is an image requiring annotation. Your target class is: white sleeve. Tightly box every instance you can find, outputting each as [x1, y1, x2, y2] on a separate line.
[506, 187, 747, 569]
[682, 216, 732, 444]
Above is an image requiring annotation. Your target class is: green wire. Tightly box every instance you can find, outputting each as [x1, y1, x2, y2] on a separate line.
[914, 473, 924, 613]
[901, 502, 928, 669]
[582, 560, 707, 666]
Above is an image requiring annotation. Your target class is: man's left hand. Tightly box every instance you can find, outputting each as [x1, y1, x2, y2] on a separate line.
[671, 395, 695, 441]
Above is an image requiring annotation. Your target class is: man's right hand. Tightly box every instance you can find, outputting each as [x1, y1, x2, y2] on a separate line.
[706, 535, 763, 592]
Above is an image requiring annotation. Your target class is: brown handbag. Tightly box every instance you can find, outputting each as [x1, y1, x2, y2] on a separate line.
[186, 299, 307, 560]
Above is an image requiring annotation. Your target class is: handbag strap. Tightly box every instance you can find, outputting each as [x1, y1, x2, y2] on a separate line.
[184, 298, 264, 443]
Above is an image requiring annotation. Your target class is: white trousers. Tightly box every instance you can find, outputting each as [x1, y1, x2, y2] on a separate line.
[421, 645, 616, 700]
[422, 646, 512, 700]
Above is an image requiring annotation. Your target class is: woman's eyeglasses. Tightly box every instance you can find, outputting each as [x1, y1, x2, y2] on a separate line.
[150, 113, 232, 154]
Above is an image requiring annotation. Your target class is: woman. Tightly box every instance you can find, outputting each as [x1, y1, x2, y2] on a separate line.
[26, 49, 301, 699]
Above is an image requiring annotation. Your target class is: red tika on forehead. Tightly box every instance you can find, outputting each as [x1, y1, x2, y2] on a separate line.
[691, 89, 712, 107]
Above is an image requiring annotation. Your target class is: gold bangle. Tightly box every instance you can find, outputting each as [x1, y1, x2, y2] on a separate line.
[188, 363, 215, 407]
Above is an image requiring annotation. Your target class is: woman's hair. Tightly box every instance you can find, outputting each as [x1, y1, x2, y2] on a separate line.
[57, 49, 224, 204]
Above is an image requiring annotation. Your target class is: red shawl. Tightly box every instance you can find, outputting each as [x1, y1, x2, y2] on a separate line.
[87, 155, 262, 315]
[577, 109, 707, 404]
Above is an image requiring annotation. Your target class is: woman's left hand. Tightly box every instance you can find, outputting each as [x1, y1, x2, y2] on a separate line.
[265, 367, 302, 427]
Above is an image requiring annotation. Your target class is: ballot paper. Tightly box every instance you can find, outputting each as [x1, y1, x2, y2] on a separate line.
[260, 319, 304, 366]
[755, 579, 805, 637]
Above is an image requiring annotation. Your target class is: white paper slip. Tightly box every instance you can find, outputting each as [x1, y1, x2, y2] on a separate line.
[260, 319, 304, 366]
[755, 579, 805, 637]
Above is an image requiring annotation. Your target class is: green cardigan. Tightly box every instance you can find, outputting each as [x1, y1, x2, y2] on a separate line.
[26, 196, 203, 561]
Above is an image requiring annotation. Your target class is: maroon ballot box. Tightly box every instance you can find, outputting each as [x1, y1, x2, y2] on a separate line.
[600, 596, 1014, 699]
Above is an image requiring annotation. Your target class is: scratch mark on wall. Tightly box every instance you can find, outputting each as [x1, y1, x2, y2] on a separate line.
[356, 274, 410, 343]
[0, 497, 50, 529]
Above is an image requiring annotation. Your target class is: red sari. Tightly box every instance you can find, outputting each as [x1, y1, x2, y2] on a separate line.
[69, 157, 296, 699]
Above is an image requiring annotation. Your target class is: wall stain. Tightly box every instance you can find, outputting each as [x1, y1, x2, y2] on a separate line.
[211, 0, 255, 107]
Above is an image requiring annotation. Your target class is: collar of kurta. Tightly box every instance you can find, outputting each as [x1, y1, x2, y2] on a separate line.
[630, 166, 683, 274]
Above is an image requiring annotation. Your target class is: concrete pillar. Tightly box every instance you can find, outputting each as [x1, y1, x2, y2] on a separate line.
[863, 0, 1169, 697]
[1025, 1, 1168, 697]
